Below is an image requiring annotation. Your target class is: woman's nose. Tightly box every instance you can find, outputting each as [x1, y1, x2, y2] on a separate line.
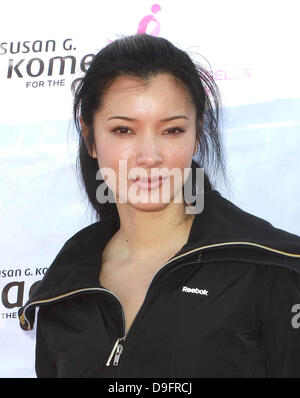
[135, 132, 163, 167]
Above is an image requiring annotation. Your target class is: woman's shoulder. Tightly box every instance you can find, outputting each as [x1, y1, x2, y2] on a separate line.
[18, 219, 114, 331]
[192, 189, 300, 275]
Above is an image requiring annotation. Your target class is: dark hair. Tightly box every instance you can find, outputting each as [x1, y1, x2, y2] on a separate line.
[73, 33, 228, 224]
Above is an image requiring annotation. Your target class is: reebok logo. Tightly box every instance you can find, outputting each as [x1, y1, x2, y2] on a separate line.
[182, 286, 208, 295]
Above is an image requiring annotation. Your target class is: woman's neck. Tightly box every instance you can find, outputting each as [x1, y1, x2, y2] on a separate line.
[104, 202, 195, 263]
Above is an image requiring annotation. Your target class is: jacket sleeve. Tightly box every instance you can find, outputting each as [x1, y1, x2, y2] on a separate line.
[260, 265, 300, 377]
[35, 309, 57, 378]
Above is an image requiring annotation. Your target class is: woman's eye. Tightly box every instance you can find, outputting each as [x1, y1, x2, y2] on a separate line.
[164, 127, 185, 135]
[111, 126, 133, 135]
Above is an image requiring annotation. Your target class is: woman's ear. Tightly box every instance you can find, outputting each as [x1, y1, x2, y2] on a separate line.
[80, 117, 97, 158]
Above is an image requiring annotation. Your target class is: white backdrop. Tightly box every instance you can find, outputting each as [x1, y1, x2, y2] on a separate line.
[1, 0, 299, 377]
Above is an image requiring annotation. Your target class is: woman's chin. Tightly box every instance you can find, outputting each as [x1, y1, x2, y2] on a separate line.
[115, 187, 184, 212]
[126, 200, 172, 212]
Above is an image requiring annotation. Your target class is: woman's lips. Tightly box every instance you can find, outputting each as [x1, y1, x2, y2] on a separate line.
[130, 176, 167, 190]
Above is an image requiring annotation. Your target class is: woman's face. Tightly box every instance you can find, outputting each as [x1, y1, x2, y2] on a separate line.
[88, 73, 198, 212]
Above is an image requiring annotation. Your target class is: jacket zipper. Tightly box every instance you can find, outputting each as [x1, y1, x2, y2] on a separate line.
[105, 336, 126, 366]
[20, 241, 300, 372]
[20, 287, 125, 329]
[105, 258, 203, 370]
[104, 248, 210, 368]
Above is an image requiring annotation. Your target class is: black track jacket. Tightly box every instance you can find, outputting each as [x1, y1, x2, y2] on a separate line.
[18, 187, 300, 378]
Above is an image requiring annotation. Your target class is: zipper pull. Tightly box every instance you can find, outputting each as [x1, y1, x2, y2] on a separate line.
[106, 337, 125, 367]
[113, 343, 123, 366]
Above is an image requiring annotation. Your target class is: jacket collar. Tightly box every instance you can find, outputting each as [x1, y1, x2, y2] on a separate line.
[19, 186, 300, 330]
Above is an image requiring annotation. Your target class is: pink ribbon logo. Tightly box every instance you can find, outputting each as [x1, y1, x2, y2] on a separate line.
[107, 3, 161, 43]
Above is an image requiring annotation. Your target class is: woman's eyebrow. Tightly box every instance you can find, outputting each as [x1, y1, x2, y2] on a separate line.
[107, 115, 189, 122]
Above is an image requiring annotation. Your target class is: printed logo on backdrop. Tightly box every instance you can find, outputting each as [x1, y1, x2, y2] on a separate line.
[0, 2, 253, 93]
[0, 37, 94, 90]
[0, 3, 162, 92]
[0, 266, 47, 328]
[108, 3, 162, 43]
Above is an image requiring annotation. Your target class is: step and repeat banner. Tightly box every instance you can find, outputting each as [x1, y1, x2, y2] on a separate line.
[1, 0, 299, 377]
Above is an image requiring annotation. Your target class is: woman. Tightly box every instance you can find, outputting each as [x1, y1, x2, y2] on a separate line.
[19, 33, 300, 378]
